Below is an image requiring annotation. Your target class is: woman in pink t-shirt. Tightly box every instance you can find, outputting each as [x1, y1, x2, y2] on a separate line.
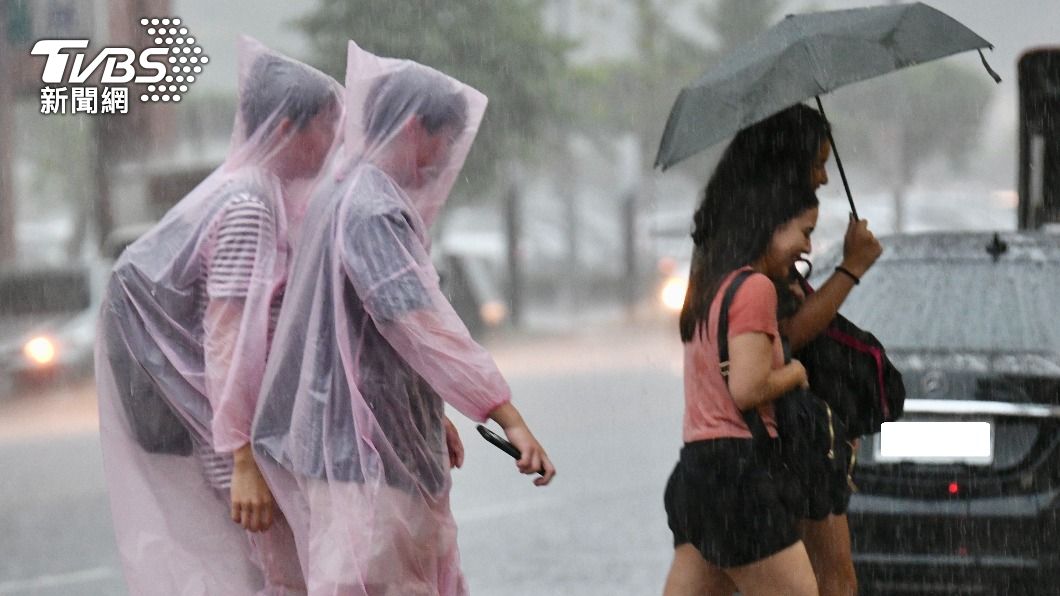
[662, 105, 883, 596]
[662, 177, 821, 596]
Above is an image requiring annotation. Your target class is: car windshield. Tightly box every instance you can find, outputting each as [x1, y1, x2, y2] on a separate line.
[0, 269, 91, 317]
[840, 259, 1060, 354]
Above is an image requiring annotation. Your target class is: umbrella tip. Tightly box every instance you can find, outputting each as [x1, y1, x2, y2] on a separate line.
[977, 49, 1002, 84]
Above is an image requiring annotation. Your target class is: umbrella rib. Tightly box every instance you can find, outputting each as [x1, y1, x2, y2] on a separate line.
[801, 34, 828, 93]
[737, 41, 825, 122]
[787, 15, 829, 99]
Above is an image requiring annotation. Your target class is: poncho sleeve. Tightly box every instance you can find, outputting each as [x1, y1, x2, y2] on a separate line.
[203, 192, 280, 452]
[340, 208, 511, 422]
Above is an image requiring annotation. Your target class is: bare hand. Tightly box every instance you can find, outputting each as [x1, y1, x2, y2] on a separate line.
[503, 424, 557, 487]
[444, 417, 464, 469]
[842, 217, 882, 277]
[230, 445, 274, 533]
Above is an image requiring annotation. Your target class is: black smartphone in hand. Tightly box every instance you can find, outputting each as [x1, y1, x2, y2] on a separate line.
[476, 424, 545, 476]
[476, 424, 521, 458]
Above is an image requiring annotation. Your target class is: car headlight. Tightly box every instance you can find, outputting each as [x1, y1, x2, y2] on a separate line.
[479, 300, 508, 327]
[660, 275, 688, 313]
[23, 336, 57, 367]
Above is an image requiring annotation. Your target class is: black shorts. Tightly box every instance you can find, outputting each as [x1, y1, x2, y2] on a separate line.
[664, 438, 799, 568]
[795, 438, 856, 521]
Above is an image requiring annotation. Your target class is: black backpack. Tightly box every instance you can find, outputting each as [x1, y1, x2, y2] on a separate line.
[101, 272, 195, 456]
[794, 275, 906, 437]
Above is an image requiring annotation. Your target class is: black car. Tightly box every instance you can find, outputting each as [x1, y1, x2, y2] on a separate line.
[809, 231, 1060, 594]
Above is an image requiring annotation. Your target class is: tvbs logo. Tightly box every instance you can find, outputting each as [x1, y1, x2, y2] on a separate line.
[31, 18, 207, 114]
[31, 40, 167, 85]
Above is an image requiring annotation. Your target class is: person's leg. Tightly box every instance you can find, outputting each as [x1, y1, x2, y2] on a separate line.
[215, 484, 306, 595]
[246, 512, 308, 595]
[725, 541, 818, 596]
[799, 514, 857, 596]
[663, 544, 738, 596]
[305, 480, 461, 596]
[305, 480, 361, 595]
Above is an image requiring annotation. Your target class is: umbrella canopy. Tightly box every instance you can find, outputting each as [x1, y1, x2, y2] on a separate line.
[655, 2, 999, 171]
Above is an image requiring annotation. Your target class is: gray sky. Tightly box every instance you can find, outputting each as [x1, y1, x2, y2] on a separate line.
[174, 0, 312, 94]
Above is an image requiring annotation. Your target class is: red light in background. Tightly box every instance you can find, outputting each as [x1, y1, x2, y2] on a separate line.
[948, 482, 960, 495]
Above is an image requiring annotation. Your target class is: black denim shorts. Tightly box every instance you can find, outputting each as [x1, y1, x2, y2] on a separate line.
[664, 438, 799, 568]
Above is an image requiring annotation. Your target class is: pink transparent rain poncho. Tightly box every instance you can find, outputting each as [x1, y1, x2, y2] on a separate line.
[95, 37, 343, 595]
[252, 42, 505, 595]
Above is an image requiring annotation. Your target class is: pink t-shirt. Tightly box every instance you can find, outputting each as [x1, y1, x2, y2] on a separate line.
[683, 267, 784, 443]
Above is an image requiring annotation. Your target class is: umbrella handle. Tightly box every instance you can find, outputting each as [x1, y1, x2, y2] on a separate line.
[815, 96, 859, 220]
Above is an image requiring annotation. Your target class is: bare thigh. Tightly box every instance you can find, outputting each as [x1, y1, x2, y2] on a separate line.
[800, 514, 857, 596]
[663, 544, 738, 596]
[725, 541, 818, 596]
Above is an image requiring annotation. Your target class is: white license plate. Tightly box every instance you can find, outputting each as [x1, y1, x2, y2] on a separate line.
[875, 421, 993, 465]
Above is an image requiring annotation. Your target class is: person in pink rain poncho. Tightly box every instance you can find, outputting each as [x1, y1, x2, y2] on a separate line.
[252, 41, 557, 596]
[96, 37, 343, 595]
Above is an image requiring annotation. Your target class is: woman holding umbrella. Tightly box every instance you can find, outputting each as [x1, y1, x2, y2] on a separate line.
[753, 105, 882, 596]
[657, 5, 998, 594]
[663, 105, 882, 596]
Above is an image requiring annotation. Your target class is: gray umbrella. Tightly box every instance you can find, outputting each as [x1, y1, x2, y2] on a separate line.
[654, 2, 1001, 216]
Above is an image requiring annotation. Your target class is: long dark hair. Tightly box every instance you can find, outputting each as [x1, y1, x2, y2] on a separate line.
[699, 104, 829, 213]
[678, 104, 829, 343]
[679, 181, 818, 342]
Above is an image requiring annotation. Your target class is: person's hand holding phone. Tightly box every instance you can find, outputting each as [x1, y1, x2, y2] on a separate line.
[486, 403, 556, 486]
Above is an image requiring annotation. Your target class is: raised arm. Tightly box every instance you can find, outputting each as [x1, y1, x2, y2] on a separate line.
[782, 217, 882, 350]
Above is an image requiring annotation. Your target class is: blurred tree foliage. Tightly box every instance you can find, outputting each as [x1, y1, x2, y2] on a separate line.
[698, 0, 784, 61]
[567, 0, 782, 178]
[570, 0, 993, 190]
[830, 61, 995, 181]
[294, 0, 571, 198]
[295, 0, 994, 199]
[903, 63, 995, 173]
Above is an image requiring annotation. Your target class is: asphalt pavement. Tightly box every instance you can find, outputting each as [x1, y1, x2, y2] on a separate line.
[0, 314, 687, 595]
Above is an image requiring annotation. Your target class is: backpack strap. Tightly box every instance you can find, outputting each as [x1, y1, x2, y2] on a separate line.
[716, 270, 772, 445]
